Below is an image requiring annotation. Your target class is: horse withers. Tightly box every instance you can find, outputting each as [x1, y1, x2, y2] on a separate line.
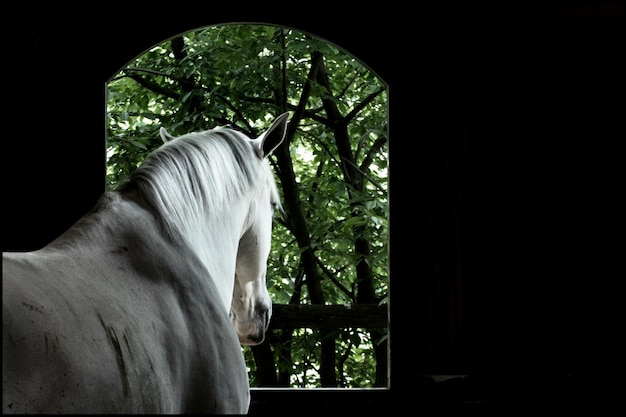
[2, 112, 289, 414]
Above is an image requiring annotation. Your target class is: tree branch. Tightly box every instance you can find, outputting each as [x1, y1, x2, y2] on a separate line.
[344, 87, 386, 123]
[122, 72, 180, 100]
[269, 304, 388, 329]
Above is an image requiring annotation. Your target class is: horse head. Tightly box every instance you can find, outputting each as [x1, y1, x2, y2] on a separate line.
[158, 113, 288, 346]
[230, 113, 288, 345]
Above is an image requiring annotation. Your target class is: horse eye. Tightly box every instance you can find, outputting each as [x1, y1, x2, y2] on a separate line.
[271, 202, 284, 217]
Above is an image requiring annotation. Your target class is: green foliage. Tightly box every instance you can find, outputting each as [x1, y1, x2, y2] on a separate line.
[106, 23, 388, 387]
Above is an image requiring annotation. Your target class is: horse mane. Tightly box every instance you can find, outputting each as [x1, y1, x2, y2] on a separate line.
[123, 126, 275, 243]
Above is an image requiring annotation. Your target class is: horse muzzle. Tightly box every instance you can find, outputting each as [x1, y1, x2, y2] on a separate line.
[233, 302, 272, 346]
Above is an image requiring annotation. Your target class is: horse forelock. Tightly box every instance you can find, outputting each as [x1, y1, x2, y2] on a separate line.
[129, 127, 273, 243]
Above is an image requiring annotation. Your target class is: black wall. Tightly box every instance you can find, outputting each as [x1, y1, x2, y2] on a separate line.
[3, 3, 622, 414]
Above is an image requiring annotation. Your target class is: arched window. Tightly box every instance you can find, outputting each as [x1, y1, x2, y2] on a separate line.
[106, 23, 390, 392]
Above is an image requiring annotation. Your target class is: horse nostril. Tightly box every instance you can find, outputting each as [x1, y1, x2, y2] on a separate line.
[256, 303, 272, 330]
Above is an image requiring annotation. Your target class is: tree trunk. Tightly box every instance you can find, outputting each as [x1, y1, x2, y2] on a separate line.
[251, 336, 278, 386]
[315, 53, 387, 386]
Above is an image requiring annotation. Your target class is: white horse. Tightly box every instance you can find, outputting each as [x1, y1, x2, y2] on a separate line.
[2, 112, 289, 414]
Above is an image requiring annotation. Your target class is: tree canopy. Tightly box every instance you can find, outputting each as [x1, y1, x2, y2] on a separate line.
[106, 23, 388, 388]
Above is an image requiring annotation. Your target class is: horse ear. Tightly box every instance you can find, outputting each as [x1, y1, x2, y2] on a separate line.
[159, 127, 176, 143]
[252, 112, 289, 159]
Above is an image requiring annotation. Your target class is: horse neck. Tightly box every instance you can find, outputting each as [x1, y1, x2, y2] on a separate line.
[44, 190, 249, 315]
[180, 195, 252, 313]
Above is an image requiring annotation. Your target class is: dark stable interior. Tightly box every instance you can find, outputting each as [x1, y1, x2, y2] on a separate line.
[3, 3, 622, 414]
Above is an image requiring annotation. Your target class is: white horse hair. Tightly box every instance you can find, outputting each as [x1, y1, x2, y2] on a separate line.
[2, 112, 289, 414]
